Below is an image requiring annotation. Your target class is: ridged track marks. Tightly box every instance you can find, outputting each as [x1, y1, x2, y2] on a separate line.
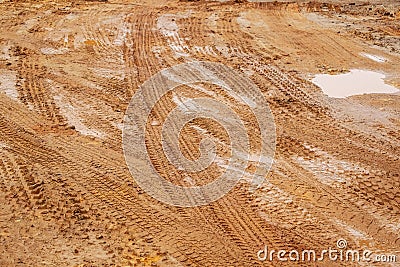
[128, 10, 163, 86]
[82, 8, 126, 63]
[16, 57, 66, 127]
[277, 134, 400, 248]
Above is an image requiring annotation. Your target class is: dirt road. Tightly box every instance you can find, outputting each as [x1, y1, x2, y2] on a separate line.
[0, 0, 399, 266]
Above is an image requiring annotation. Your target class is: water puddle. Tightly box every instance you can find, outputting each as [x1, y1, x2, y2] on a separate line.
[312, 69, 399, 98]
[360, 53, 387, 63]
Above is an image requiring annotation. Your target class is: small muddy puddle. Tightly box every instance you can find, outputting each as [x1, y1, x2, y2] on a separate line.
[312, 69, 399, 98]
[360, 53, 387, 63]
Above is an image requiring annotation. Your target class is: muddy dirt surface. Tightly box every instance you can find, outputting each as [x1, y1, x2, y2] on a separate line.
[0, 0, 399, 266]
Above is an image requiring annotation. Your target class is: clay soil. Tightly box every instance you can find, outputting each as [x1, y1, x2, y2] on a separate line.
[0, 0, 399, 266]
